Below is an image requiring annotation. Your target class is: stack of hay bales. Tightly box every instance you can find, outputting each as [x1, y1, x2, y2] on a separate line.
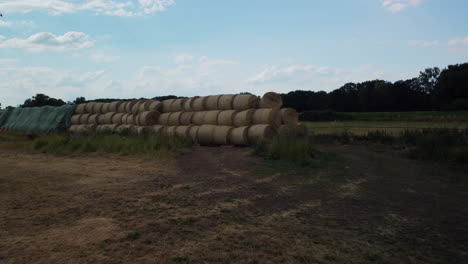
[69, 99, 162, 134]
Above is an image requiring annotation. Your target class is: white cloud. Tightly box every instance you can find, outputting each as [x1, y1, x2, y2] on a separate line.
[448, 36, 468, 46]
[0, 31, 94, 52]
[381, 0, 422, 12]
[174, 53, 194, 64]
[0, 0, 175, 17]
[408, 40, 439, 47]
[91, 52, 120, 63]
[0, 20, 12, 27]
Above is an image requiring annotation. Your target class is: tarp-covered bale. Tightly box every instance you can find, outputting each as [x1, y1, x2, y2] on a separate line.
[217, 110, 238, 126]
[252, 109, 281, 127]
[203, 110, 221, 125]
[248, 124, 276, 143]
[180, 112, 194, 125]
[259, 92, 283, 109]
[233, 94, 259, 110]
[192, 97, 208, 111]
[197, 124, 216, 145]
[206, 95, 221, 110]
[230, 126, 249, 145]
[218, 94, 236, 110]
[233, 109, 254, 127]
[136, 111, 160, 126]
[213, 125, 233, 145]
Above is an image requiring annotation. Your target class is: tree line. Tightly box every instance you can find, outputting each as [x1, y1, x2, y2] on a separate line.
[2, 62, 467, 112]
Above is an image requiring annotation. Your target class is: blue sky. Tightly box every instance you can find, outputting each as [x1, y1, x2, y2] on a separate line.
[0, 0, 467, 107]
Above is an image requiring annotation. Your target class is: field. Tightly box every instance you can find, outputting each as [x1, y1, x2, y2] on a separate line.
[1, 133, 467, 263]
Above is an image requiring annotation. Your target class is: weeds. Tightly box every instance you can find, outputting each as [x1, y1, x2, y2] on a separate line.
[253, 135, 315, 166]
[126, 231, 141, 240]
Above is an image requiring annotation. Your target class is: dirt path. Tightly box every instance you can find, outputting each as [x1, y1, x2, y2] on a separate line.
[0, 145, 467, 263]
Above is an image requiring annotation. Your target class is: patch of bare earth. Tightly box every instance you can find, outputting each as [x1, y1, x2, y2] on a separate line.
[0, 144, 467, 263]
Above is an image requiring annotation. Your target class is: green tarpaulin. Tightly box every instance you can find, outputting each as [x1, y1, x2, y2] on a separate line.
[0, 105, 75, 134]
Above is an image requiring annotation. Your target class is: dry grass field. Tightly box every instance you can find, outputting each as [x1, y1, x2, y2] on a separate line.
[1, 138, 467, 263]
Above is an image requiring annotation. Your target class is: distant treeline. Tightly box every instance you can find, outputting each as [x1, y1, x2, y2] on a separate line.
[2, 63, 467, 112]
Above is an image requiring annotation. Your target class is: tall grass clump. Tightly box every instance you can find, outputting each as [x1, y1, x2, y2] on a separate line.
[254, 135, 315, 166]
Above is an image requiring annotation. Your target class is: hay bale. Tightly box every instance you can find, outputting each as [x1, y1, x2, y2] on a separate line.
[218, 94, 236, 110]
[158, 113, 171, 125]
[188, 126, 200, 142]
[233, 94, 259, 110]
[217, 110, 238, 126]
[79, 113, 91, 124]
[96, 124, 119, 133]
[69, 125, 80, 133]
[85, 102, 96, 113]
[252, 109, 281, 127]
[259, 92, 283, 109]
[98, 112, 116, 124]
[213, 125, 233, 145]
[280, 108, 299, 125]
[116, 124, 134, 133]
[112, 113, 125, 124]
[296, 123, 308, 137]
[162, 99, 176, 113]
[131, 100, 145, 114]
[101, 103, 111, 113]
[135, 126, 151, 135]
[183, 97, 199, 111]
[170, 98, 187, 112]
[88, 114, 100, 125]
[197, 124, 216, 145]
[126, 114, 136, 125]
[175, 125, 192, 138]
[137, 111, 160, 126]
[192, 97, 208, 111]
[93, 102, 104, 114]
[71, 115, 81, 125]
[147, 100, 162, 112]
[168, 112, 182, 126]
[138, 100, 151, 113]
[109, 101, 122, 112]
[180, 112, 194, 125]
[248, 124, 276, 143]
[125, 100, 137, 113]
[205, 95, 221, 110]
[73, 124, 97, 134]
[75, 104, 87, 114]
[165, 126, 177, 136]
[233, 109, 254, 127]
[117, 101, 127, 113]
[192, 112, 206, 125]
[152, 125, 166, 134]
[230, 126, 249, 145]
[203, 110, 221, 125]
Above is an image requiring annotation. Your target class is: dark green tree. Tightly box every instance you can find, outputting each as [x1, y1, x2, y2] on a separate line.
[21, 94, 66, 108]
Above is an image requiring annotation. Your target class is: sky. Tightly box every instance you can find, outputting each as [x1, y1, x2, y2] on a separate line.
[0, 0, 467, 107]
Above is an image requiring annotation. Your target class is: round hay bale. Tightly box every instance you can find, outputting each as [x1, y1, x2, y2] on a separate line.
[117, 101, 128, 113]
[248, 124, 276, 143]
[183, 97, 199, 111]
[203, 110, 221, 125]
[74, 124, 97, 134]
[252, 109, 281, 127]
[137, 111, 160, 126]
[175, 125, 192, 138]
[125, 100, 137, 113]
[218, 94, 236, 110]
[158, 113, 171, 125]
[165, 126, 177, 136]
[147, 100, 162, 112]
[109, 101, 122, 112]
[79, 113, 91, 124]
[69, 125, 80, 133]
[296, 123, 308, 138]
[168, 112, 182, 126]
[230, 126, 249, 145]
[88, 114, 100, 125]
[170, 98, 187, 112]
[217, 110, 238, 126]
[85, 102, 96, 113]
[126, 114, 136, 125]
[259, 92, 283, 109]
[162, 99, 176, 113]
[180, 112, 194, 125]
[131, 100, 143, 114]
[192, 97, 208, 111]
[188, 126, 200, 142]
[71, 115, 81, 125]
[205, 95, 221, 110]
[280, 108, 299, 125]
[96, 124, 119, 133]
[213, 126, 233, 145]
[93, 102, 104, 114]
[98, 112, 116, 124]
[135, 126, 151, 135]
[197, 125, 216, 145]
[233, 109, 254, 127]
[138, 100, 151, 113]
[192, 112, 206, 125]
[112, 113, 125, 124]
[101, 103, 111, 113]
[75, 104, 87, 114]
[152, 125, 166, 134]
[116, 124, 134, 133]
[233, 94, 259, 110]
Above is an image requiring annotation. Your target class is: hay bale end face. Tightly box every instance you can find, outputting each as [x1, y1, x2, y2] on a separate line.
[217, 110, 238, 126]
[233, 94, 259, 110]
[192, 97, 208, 111]
[230, 126, 249, 145]
[213, 125, 234, 145]
[248, 124, 277, 144]
[233, 109, 254, 127]
[259, 92, 283, 109]
[125, 100, 138, 113]
[203, 110, 221, 125]
[197, 125, 216, 145]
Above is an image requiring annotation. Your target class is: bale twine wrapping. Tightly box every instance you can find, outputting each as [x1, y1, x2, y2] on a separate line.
[109, 101, 122, 112]
[248, 124, 276, 143]
[79, 113, 91, 124]
[152, 125, 166, 134]
[93, 102, 104, 114]
[168, 112, 182, 126]
[170, 98, 187, 112]
[137, 111, 160, 126]
[192, 97, 208, 111]
[233, 94, 259, 110]
[205, 95, 221, 110]
[71, 115, 81, 125]
[165, 126, 177, 136]
[117, 102, 127, 113]
[162, 99, 176, 113]
[230, 126, 249, 145]
[183, 97, 199, 111]
[259, 92, 283, 109]
[197, 125, 216, 145]
[203, 110, 221, 125]
[147, 100, 162, 112]
[158, 113, 171, 125]
[175, 125, 193, 138]
[180, 112, 194, 125]
[233, 109, 254, 127]
[191, 112, 206, 125]
[125, 100, 137, 113]
[252, 109, 281, 127]
[112, 113, 125, 124]
[213, 125, 233, 145]
[296, 123, 308, 137]
[280, 108, 299, 125]
[75, 104, 87, 114]
[218, 94, 236, 110]
[88, 114, 100, 125]
[188, 126, 200, 142]
[217, 110, 238, 126]
[135, 126, 151, 135]
[85, 102, 96, 113]
[98, 112, 116, 124]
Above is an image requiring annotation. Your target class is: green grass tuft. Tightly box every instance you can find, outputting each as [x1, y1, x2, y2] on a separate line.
[253, 135, 315, 166]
